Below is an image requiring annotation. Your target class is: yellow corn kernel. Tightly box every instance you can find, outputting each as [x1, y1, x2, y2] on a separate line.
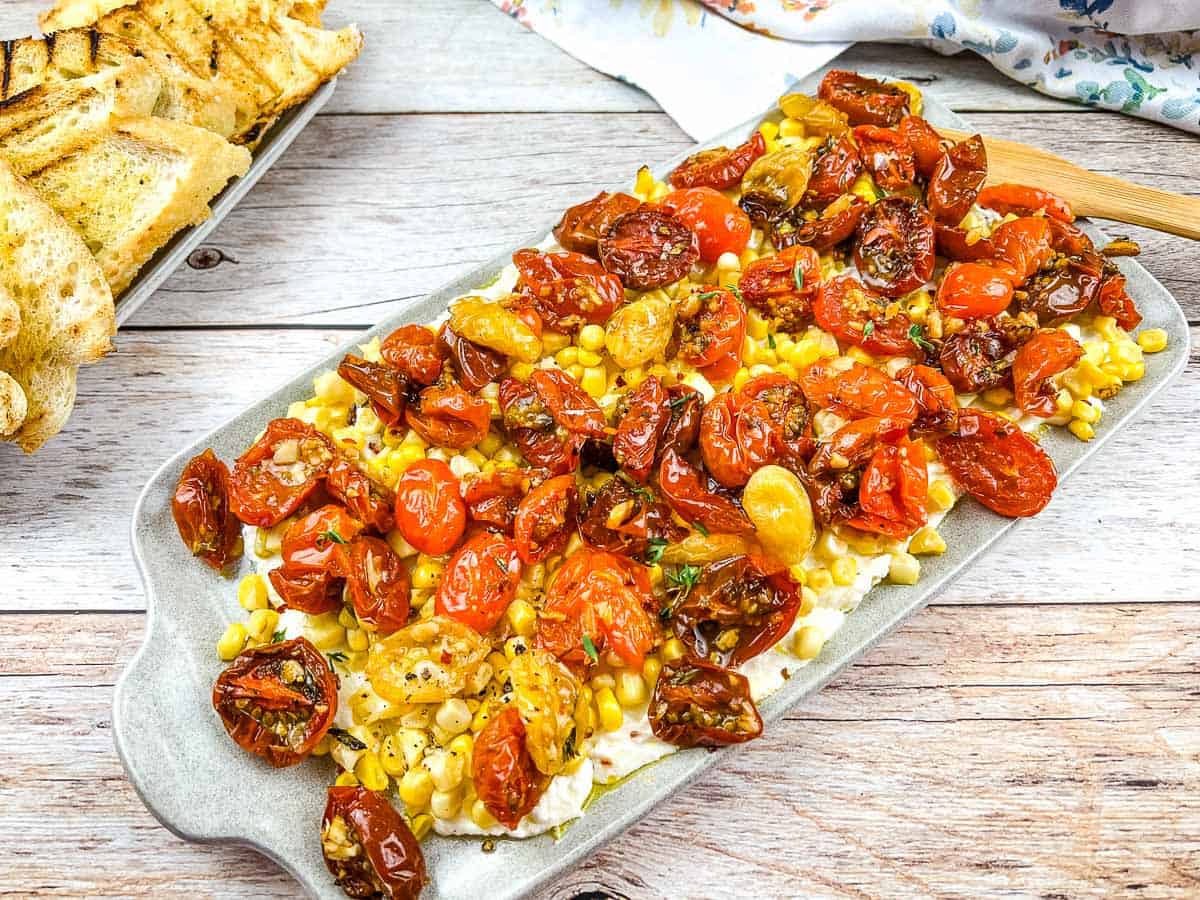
[412, 560, 444, 590]
[662, 638, 686, 663]
[846, 346, 874, 366]
[354, 752, 389, 792]
[798, 585, 818, 618]
[850, 172, 878, 204]
[577, 348, 603, 368]
[237, 574, 268, 611]
[471, 703, 492, 733]
[509, 361, 535, 381]
[554, 346, 579, 368]
[565, 363, 585, 382]
[470, 798, 498, 830]
[758, 120, 780, 142]
[732, 367, 752, 393]
[1071, 400, 1100, 424]
[399, 767, 435, 810]
[1055, 389, 1074, 417]
[354, 407, 382, 436]
[642, 656, 662, 690]
[634, 165, 656, 198]
[772, 361, 798, 381]
[334, 771, 359, 788]
[778, 116, 805, 138]
[475, 432, 504, 460]
[435, 699, 472, 736]
[578, 324, 607, 352]
[311, 734, 333, 757]
[908, 526, 946, 556]
[337, 606, 358, 630]
[903, 290, 931, 323]
[793, 625, 825, 660]
[504, 636, 529, 662]
[815, 529, 848, 561]
[247, 608, 280, 642]
[1121, 361, 1145, 382]
[887, 552, 920, 585]
[340, 626, 368, 653]
[830, 556, 858, 586]
[1137, 328, 1167, 353]
[1062, 369, 1092, 400]
[981, 387, 1013, 406]
[580, 366, 607, 398]
[217, 622, 247, 661]
[430, 788, 462, 820]
[596, 688, 623, 732]
[589, 672, 615, 692]
[927, 479, 955, 513]
[615, 671, 647, 708]
[806, 567, 833, 594]
[314, 370, 357, 405]
[1069, 419, 1095, 442]
[409, 814, 434, 842]
[304, 611, 346, 651]
[506, 598, 537, 637]
[816, 331, 840, 358]
[893, 80, 923, 115]
[746, 309, 771, 340]
[380, 735, 407, 777]
[448, 733, 474, 767]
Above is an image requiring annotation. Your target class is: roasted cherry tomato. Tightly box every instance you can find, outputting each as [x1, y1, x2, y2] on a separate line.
[936, 262, 1014, 319]
[1048, 218, 1094, 256]
[404, 381, 491, 450]
[212, 637, 337, 767]
[933, 222, 995, 262]
[659, 187, 751, 264]
[381, 324, 445, 386]
[936, 408, 1057, 517]
[337, 355, 408, 426]
[698, 391, 776, 489]
[977, 183, 1073, 223]
[393, 459, 466, 556]
[499, 378, 582, 476]
[896, 364, 958, 436]
[322, 786, 427, 900]
[813, 274, 916, 356]
[342, 536, 412, 633]
[577, 476, 687, 561]
[613, 375, 669, 483]
[854, 196, 935, 298]
[1097, 270, 1142, 331]
[230, 418, 336, 527]
[773, 196, 866, 252]
[852, 125, 915, 191]
[529, 368, 607, 438]
[513, 474, 579, 564]
[173, 448, 242, 571]
[738, 373, 813, 468]
[281, 505, 363, 576]
[462, 468, 529, 533]
[989, 216, 1053, 284]
[536, 548, 657, 670]
[434, 531, 521, 633]
[669, 130, 766, 190]
[327, 457, 395, 535]
[1020, 251, 1104, 324]
[657, 448, 753, 536]
[597, 208, 700, 291]
[669, 555, 803, 667]
[660, 384, 703, 459]
[738, 245, 820, 332]
[927, 133, 986, 225]
[438, 322, 506, 393]
[513, 247, 624, 330]
[472, 705, 547, 830]
[897, 115, 943, 178]
[818, 70, 911, 127]
[808, 415, 909, 480]
[677, 287, 746, 378]
[649, 657, 763, 748]
[553, 190, 642, 257]
[848, 435, 928, 539]
[799, 358, 919, 423]
[268, 566, 342, 615]
[1012, 328, 1083, 417]
[804, 135, 863, 208]
[938, 325, 1015, 393]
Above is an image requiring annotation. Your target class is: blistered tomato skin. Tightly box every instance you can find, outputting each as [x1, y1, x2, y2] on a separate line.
[927, 133, 987, 225]
[229, 418, 336, 528]
[553, 190, 642, 257]
[853, 195, 935, 299]
[977, 183, 1074, 222]
[280, 505, 363, 577]
[342, 535, 412, 633]
[322, 786, 428, 900]
[612, 375, 669, 483]
[513, 474, 579, 565]
[438, 322, 506, 393]
[848, 435, 929, 539]
[435, 531, 522, 634]
[819, 70, 911, 126]
[327, 457, 395, 535]
[172, 448, 242, 571]
[669, 130, 766, 190]
[404, 382, 491, 451]
[1012, 329, 1084, 417]
[937, 408, 1057, 517]
[658, 187, 751, 264]
[337, 355, 408, 426]
[677, 287, 746, 375]
[473, 706, 547, 830]
[597, 208, 700, 291]
[937, 262, 1015, 319]
[852, 125, 915, 191]
[657, 448, 754, 536]
[649, 658, 763, 748]
[813, 274, 915, 357]
[394, 459, 466, 556]
[738, 245, 820, 332]
[513, 248, 625, 330]
[804, 135, 863, 207]
[381, 324, 445, 386]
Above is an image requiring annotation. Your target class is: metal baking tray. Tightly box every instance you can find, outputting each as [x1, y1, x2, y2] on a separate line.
[114, 78, 338, 325]
[113, 73, 1191, 899]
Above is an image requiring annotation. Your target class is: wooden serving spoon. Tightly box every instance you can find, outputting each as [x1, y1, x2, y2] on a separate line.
[939, 126, 1200, 241]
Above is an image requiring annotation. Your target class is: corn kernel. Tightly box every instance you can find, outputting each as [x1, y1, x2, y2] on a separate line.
[779, 117, 805, 138]
[409, 814, 434, 841]
[887, 552, 920, 585]
[504, 636, 528, 661]
[1121, 361, 1145, 382]
[471, 703, 492, 733]
[1137, 328, 1167, 353]
[798, 585, 818, 617]
[1068, 419, 1095, 441]
[355, 752, 389, 792]
[247, 608, 280, 642]
[1070, 400, 1100, 424]
[846, 345, 874, 366]
[470, 798, 498, 829]
[793, 625, 825, 660]
[615, 671, 647, 708]
[380, 735, 407, 777]
[217, 622, 247, 660]
[577, 348, 603, 368]
[435, 699, 472, 736]
[506, 599, 537, 637]
[589, 673, 615, 692]
[662, 638, 686, 663]
[565, 363, 585, 381]
[304, 612, 346, 651]
[397, 728, 430, 768]
[509, 361, 535, 381]
[746, 310, 771, 340]
[334, 771, 359, 788]
[633, 165, 655, 198]
[732, 367, 752, 393]
[448, 733, 474, 766]
[806, 567, 833, 593]
[981, 387, 1013, 406]
[830, 556, 858, 586]
[314, 370, 356, 405]
[555, 346, 579, 367]
[580, 366, 607, 398]
[642, 656, 662, 689]
[815, 529, 847, 561]
[927, 479, 955, 513]
[430, 788, 462, 820]
[850, 172, 878, 204]
[596, 688, 623, 732]
[238, 574, 268, 611]
[758, 120, 780, 142]
[578, 324, 607, 352]
[908, 526, 946, 556]
[412, 560, 444, 590]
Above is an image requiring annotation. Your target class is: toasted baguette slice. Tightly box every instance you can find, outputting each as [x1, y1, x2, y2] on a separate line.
[25, 116, 251, 295]
[41, 0, 330, 31]
[0, 158, 114, 452]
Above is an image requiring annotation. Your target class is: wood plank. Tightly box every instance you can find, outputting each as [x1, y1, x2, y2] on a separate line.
[1, 604, 1195, 896]
[1, 326, 1196, 613]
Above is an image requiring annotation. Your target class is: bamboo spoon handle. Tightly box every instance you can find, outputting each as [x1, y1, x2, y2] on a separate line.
[939, 126, 1200, 241]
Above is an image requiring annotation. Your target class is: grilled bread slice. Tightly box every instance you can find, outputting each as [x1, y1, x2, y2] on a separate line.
[24, 116, 251, 296]
[41, 0, 332, 32]
[0, 158, 114, 452]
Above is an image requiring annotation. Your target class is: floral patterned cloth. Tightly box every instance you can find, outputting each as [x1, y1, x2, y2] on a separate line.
[491, 0, 1200, 140]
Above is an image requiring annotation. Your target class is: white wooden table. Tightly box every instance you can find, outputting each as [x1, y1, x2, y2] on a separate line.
[1, 2, 1197, 896]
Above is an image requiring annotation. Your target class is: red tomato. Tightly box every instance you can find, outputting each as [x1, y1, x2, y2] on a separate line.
[853, 196, 935, 298]
[657, 448, 753, 536]
[813, 274, 916, 356]
[737, 373, 813, 468]
[852, 125, 915, 191]
[438, 322, 506, 393]
[819, 70, 911, 127]
[927, 134, 987, 225]
[659, 187, 751, 264]
[648, 658, 763, 748]
[677, 287, 746, 374]
[669, 130, 766, 190]
[897, 115, 944, 178]
[738, 245, 820, 331]
[212, 637, 337, 767]
[977, 183, 1074, 222]
[1020, 251, 1105, 324]
[577, 477, 687, 561]
[529, 368, 607, 438]
[934, 222, 995, 262]
[172, 448, 242, 571]
[472, 706, 547, 829]
[434, 531, 521, 633]
[1048, 218, 1094, 255]
[553, 190, 642, 257]
[808, 416, 909, 480]
[499, 378, 583, 476]
[326, 457, 395, 534]
[805, 135, 863, 207]
[268, 566, 342, 615]
[1012, 329, 1083, 417]
[394, 459, 466, 556]
[660, 383, 703, 458]
[280, 505, 363, 577]
[775, 196, 866, 253]
[230, 418, 336, 528]
[698, 391, 775, 488]
[336, 355, 407, 426]
[513, 474, 579, 564]
[342, 536, 412, 632]
[937, 262, 1015, 319]
[1097, 271, 1142, 331]
[798, 358, 919, 423]
[597, 208, 700, 291]
[848, 436, 928, 539]
[936, 408, 1057, 517]
[612, 375, 669, 483]
[536, 549, 657, 669]
[404, 382, 491, 451]
[322, 786, 427, 900]
[896, 364, 958, 436]
[381, 324, 445, 386]
[938, 324, 1016, 393]
[989, 217, 1053, 284]
[462, 468, 529, 534]
[513, 248, 625, 330]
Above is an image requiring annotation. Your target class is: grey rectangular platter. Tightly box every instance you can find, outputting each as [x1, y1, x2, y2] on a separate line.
[114, 71, 1191, 900]
[114, 78, 337, 325]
